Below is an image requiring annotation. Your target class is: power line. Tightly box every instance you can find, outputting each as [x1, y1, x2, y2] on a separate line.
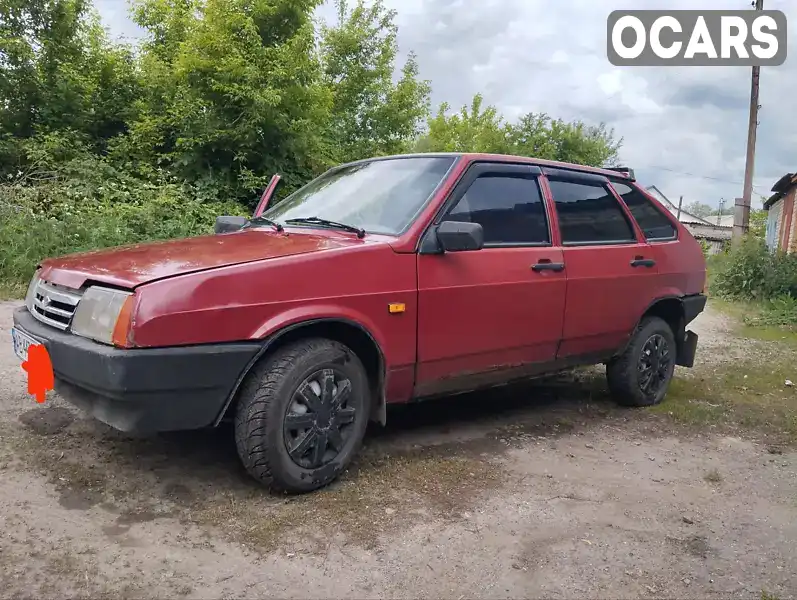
[639, 164, 770, 195]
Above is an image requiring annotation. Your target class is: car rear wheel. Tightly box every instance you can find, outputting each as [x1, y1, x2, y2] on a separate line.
[606, 316, 676, 407]
[234, 338, 370, 493]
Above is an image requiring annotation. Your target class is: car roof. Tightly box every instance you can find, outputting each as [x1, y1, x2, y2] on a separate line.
[339, 152, 634, 182]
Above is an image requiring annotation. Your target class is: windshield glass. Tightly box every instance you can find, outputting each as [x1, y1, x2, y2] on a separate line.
[259, 156, 457, 236]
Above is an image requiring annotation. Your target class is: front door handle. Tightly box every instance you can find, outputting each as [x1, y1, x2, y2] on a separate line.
[531, 260, 565, 272]
[630, 258, 656, 268]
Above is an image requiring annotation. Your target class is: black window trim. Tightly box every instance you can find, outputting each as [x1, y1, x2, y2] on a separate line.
[421, 161, 553, 250]
[543, 169, 640, 247]
[608, 181, 679, 243]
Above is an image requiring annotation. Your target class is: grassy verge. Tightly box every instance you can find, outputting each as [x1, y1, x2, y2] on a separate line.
[0, 281, 25, 301]
[710, 297, 797, 347]
[1, 181, 246, 296]
[652, 358, 797, 445]
[650, 296, 797, 445]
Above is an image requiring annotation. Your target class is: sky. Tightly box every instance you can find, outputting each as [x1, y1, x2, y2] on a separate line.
[94, 0, 796, 212]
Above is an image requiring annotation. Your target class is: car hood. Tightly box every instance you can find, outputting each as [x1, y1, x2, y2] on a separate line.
[37, 229, 360, 290]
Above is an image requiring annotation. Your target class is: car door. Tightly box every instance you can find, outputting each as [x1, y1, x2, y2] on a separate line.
[610, 181, 705, 296]
[415, 162, 567, 397]
[543, 168, 659, 360]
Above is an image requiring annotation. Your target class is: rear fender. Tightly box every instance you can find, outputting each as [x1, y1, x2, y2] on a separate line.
[614, 294, 706, 368]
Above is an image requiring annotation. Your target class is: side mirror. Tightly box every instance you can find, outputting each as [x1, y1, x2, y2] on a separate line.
[215, 215, 249, 234]
[437, 220, 484, 252]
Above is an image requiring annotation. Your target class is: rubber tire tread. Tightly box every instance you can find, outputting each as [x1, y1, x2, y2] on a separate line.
[606, 316, 676, 408]
[233, 337, 369, 494]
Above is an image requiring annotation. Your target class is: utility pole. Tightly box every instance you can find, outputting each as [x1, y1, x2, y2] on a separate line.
[677, 195, 683, 220]
[718, 198, 725, 225]
[733, 0, 764, 242]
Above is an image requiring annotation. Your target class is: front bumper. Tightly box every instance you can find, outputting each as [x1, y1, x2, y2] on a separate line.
[12, 307, 260, 434]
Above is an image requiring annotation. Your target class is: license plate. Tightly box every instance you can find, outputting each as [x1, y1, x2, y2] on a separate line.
[11, 327, 39, 362]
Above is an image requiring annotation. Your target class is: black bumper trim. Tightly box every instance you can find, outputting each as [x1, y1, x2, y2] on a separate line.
[682, 293, 707, 326]
[12, 307, 261, 433]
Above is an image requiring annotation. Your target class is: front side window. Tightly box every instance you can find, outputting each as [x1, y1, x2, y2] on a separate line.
[548, 179, 636, 245]
[612, 182, 677, 241]
[445, 174, 550, 245]
[258, 156, 456, 236]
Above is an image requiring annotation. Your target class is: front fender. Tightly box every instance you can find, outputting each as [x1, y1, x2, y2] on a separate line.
[251, 303, 390, 351]
[212, 305, 391, 427]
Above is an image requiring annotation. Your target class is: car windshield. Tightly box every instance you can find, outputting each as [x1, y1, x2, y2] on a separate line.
[258, 156, 457, 236]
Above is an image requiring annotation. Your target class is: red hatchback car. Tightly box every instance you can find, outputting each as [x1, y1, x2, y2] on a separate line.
[12, 153, 707, 493]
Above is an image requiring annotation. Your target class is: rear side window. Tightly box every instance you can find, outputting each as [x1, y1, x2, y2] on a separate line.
[446, 174, 550, 245]
[612, 182, 677, 241]
[548, 179, 636, 245]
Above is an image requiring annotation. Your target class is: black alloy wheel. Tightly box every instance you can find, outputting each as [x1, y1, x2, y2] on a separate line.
[637, 333, 672, 397]
[606, 316, 677, 407]
[283, 368, 358, 469]
[234, 338, 371, 493]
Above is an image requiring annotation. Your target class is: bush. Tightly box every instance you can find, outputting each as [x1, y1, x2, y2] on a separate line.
[744, 294, 797, 328]
[0, 175, 246, 292]
[712, 236, 797, 301]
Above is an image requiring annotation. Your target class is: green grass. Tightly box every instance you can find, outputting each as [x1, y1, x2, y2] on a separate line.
[705, 253, 730, 293]
[0, 281, 25, 300]
[1, 182, 246, 294]
[652, 353, 797, 444]
[655, 293, 797, 441]
[739, 323, 797, 346]
[709, 298, 797, 347]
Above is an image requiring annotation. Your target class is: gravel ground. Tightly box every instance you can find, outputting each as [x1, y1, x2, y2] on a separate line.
[1, 299, 795, 599]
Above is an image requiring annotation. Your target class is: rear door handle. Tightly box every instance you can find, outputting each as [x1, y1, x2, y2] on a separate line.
[531, 260, 565, 272]
[630, 258, 656, 268]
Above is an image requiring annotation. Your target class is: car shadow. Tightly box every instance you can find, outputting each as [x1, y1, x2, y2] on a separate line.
[18, 367, 620, 504]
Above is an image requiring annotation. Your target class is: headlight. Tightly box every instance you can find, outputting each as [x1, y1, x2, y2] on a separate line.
[25, 271, 40, 311]
[71, 286, 134, 346]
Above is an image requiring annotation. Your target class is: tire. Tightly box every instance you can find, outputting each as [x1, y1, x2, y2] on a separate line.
[234, 338, 371, 494]
[606, 316, 677, 407]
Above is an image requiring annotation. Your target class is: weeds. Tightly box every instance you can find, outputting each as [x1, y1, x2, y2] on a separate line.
[651, 353, 797, 445]
[744, 294, 797, 328]
[0, 177, 245, 293]
[713, 236, 797, 306]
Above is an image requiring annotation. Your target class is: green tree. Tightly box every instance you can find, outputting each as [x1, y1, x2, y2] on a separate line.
[127, 0, 333, 204]
[416, 93, 621, 167]
[319, 0, 431, 164]
[684, 201, 713, 218]
[510, 113, 621, 167]
[0, 0, 139, 168]
[416, 94, 514, 154]
[749, 207, 767, 239]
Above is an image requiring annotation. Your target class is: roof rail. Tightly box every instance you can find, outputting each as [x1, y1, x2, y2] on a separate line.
[605, 166, 636, 181]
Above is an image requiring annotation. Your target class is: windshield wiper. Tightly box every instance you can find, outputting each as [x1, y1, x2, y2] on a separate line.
[246, 216, 283, 232]
[285, 216, 365, 238]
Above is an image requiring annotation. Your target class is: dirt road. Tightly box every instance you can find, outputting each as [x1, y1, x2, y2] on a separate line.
[1, 299, 795, 599]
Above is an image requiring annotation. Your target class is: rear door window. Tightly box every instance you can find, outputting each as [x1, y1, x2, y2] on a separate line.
[548, 179, 636, 245]
[612, 182, 677, 241]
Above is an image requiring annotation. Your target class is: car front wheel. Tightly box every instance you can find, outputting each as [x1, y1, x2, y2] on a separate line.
[234, 338, 370, 493]
[606, 316, 676, 407]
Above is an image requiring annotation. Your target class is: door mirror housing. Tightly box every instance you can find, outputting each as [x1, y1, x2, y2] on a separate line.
[436, 220, 484, 252]
[215, 215, 249, 234]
